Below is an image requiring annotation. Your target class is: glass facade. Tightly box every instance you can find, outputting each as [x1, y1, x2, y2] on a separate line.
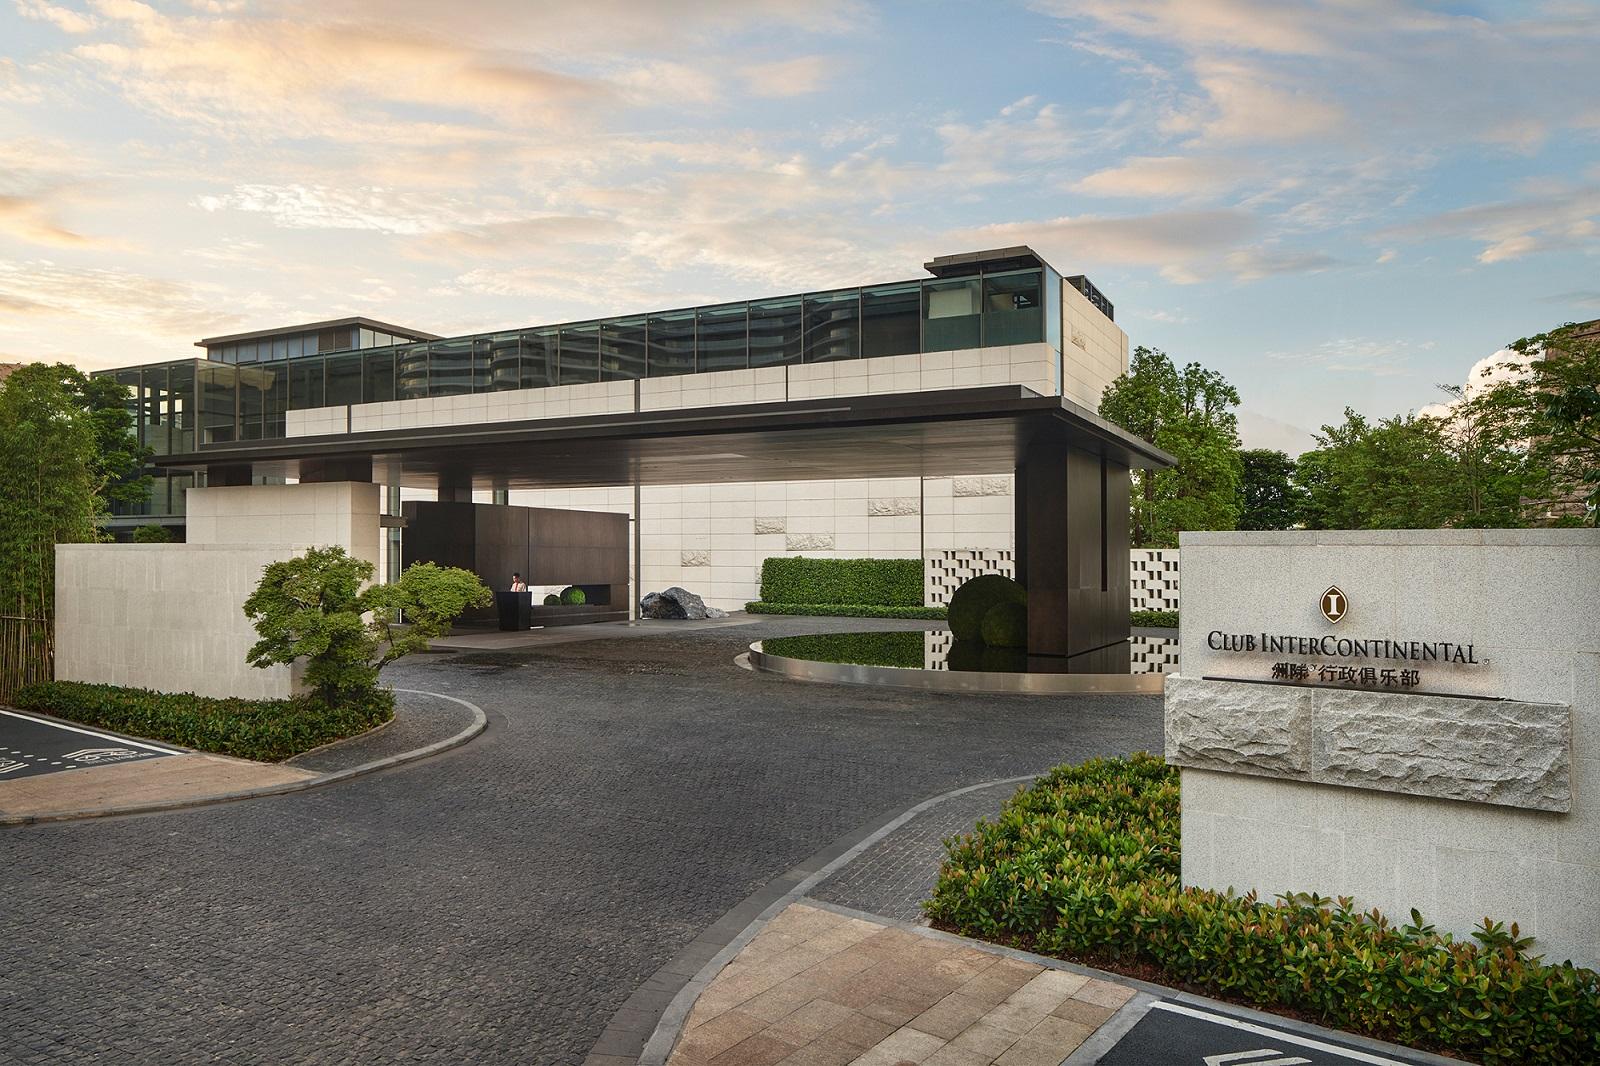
[101, 260, 1082, 520]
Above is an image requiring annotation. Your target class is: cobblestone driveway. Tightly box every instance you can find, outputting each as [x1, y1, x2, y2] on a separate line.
[3, 618, 1161, 1065]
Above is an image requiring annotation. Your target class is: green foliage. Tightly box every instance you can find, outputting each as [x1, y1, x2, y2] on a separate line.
[1237, 449, 1304, 530]
[244, 547, 490, 706]
[67, 367, 154, 510]
[132, 524, 174, 543]
[762, 630, 925, 668]
[559, 585, 587, 605]
[0, 364, 105, 628]
[1131, 609, 1179, 629]
[947, 574, 1025, 642]
[979, 600, 1027, 648]
[926, 755, 1600, 1065]
[543, 593, 561, 606]
[744, 602, 947, 620]
[13, 680, 392, 762]
[758, 556, 923, 608]
[1099, 347, 1243, 547]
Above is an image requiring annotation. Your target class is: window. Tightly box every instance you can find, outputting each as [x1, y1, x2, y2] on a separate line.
[601, 318, 646, 381]
[238, 342, 259, 364]
[558, 324, 599, 384]
[259, 361, 288, 437]
[923, 278, 981, 351]
[239, 363, 265, 439]
[397, 344, 429, 400]
[647, 310, 695, 377]
[696, 304, 748, 372]
[200, 364, 238, 443]
[804, 289, 859, 362]
[488, 333, 521, 391]
[288, 358, 324, 410]
[982, 269, 1043, 346]
[748, 297, 802, 366]
[428, 339, 473, 396]
[325, 353, 363, 406]
[140, 367, 169, 455]
[364, 349, 395, 403]
[470, 338, 492, 392]
[861, 283, 920, 358]
[521, 329, 557, 388]
[359, 328, 376, 349]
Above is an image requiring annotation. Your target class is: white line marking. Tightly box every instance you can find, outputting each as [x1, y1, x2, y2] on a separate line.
[1152, 1002, 1418, 1066]
[1205, 1051, 1311, 1066]
[0, 710, 181, 755]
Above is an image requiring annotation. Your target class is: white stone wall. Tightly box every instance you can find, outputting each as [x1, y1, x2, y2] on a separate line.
[1172, 529, 1600, 970]
[1130, 548, 1180, 612]
[187, 482, 382, 570]
[56, 544, 305, 700]
[1061, 282, 1128, 411]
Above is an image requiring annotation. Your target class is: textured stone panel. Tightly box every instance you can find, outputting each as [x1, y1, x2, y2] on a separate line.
[753, 516, 786, 534]
[679, 550, 710, 567]
[1165, 674, 1311, 775]
[953, 476, 1010, 497]
[786, 533, 834, 551]
[868, 496, 920, 516]
[1314, 688, 1571, 812]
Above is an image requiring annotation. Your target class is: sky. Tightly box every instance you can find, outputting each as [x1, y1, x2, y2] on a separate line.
[1, 0, 1597, 454]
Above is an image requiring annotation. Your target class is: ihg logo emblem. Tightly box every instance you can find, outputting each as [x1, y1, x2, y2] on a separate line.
[1320, 585, 1348, 624]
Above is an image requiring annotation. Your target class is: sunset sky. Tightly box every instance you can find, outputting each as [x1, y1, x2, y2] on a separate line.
[2, 0, 1597, 451]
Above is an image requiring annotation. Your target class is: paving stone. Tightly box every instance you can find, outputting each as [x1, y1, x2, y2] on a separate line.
[5, 616, 1162, 1065]
[1071, 980, 1136, 1010]
[848, 1026, 946, 1066]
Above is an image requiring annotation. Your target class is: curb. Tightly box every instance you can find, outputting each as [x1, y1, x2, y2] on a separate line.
[0, 687, 486, 827]
[584, 773, 1042, 1065]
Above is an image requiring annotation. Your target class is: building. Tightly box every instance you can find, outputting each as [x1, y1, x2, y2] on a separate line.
[96, 247, 1152, 616]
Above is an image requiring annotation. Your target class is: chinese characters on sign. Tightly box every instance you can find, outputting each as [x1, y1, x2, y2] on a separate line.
[1271, 662, 1421, 688]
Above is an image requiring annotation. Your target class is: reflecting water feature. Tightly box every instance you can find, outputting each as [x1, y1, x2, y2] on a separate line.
[758, 629, 1179, 675]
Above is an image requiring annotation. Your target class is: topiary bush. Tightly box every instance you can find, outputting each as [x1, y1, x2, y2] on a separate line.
[559, 585, 586, 605]
[543, 593, 561, 606]
[926, 754, 1600, 1066]
[979, 600, 1027, 647]
[759, 557, 923, 607]
[1132, 609, 1179, 628]
[132, 524, 174, 543]
[947, 573, 1026, 641]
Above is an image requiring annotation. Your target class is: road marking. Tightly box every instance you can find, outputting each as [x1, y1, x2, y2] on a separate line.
[1152, 1003, 1417, 1066]
[0, 709, 181, 755]
[1205, 1051, 1312, 1066]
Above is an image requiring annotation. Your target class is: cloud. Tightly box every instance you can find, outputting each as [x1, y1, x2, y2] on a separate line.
[1377, 185, 1600, 263]
[1265, 336, 1433, 377]
[1541, 289, 1600, 310]
[739, 55, 839, 98]
[0, 259, 243, 340]
[1071, 154, 1260, 199]
[961, 208, 1262, 284]
[0, 193, 89, 247]
[195, 184, 524, 235]
[1236, 407, 1316, 456]
[1223, 245, 1339, 280]
[17, 0, 100, 33]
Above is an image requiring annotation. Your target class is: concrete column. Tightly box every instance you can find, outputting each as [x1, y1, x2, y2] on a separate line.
[438, 472, 473, 503]
[299, 456, 373, 483]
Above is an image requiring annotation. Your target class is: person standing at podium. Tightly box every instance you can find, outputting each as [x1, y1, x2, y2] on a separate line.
[510, 573, 527, 592]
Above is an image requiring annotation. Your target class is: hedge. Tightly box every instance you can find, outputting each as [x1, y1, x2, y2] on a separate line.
[925, 754, 1599, 1066]
[762, 631, 925, 668]
[745, 601, 946, 620]
[12, 681, 394, 763]
[1132, 609, 1179, 628]
[758, 557, 923, 607]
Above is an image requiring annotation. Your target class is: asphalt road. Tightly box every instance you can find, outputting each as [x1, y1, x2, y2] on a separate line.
[2, 617, 1163, 1065]
[0, 709, 178, 781]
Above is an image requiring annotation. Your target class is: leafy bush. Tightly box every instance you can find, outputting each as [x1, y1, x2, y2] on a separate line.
[759, 557, 923, 608]
[926, 754, 1600, 1066]
[980, 600, 1028, 647]
[1132, 609, 1179, 628]
[13, 681, 392, 763]
[745, 601, 946, 620]
[543, 593, 561, 606]
[762, 631, 924, 668]
[245, 547, 491, 706]
[132, 524, 174, 543]
[947, 574, 1025, 641]
[559, 585, 587, 605]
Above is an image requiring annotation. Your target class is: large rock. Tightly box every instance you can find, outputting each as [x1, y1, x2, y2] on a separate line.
[1165, 674, 1312, 775]
[639, 586, 717, 620]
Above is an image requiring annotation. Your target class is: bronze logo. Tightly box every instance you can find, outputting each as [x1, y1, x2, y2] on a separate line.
[1320, 585, 1348, 624]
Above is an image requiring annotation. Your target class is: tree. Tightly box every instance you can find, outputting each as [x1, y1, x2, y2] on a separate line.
[0, 364, 104, 625]
[243, 547, 491, 707]
[0, 363, 151, 513]
[132, 524, 175, 543]
[1237, 449, 1303, 530]
[1099, 347, 1244, 547]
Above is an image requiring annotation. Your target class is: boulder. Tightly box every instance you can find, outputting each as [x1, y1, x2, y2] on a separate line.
[639, 586, 713, 620]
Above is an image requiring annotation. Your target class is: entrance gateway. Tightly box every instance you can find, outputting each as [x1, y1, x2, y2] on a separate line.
[1165, 529, 1599, 971]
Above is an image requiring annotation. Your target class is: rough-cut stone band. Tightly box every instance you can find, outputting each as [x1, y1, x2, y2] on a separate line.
[1164, 674, 1572, 812]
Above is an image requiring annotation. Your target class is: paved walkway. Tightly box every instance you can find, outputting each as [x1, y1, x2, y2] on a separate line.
[3, 616, 1161, 1065]
[667, 903, 1132, 1066]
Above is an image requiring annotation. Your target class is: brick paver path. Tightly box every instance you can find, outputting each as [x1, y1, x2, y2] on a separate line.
[669, 904, 1134, 1066]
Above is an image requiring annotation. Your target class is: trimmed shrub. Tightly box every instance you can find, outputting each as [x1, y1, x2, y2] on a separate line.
[979, 600, 1027, 647]
[559, 586, 586, 605]
[1132, 609, 1179, 628]
[947, 574, 1025, 641]
[745, 602, 946, 620]
[13, 681, 393, 763]
[543, 593, 561, 606]
[759, 557, 922, 608]
[132, 524, 174, 543]
[762, 631, 924, 668]
[926, 755, 1600, 1066]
